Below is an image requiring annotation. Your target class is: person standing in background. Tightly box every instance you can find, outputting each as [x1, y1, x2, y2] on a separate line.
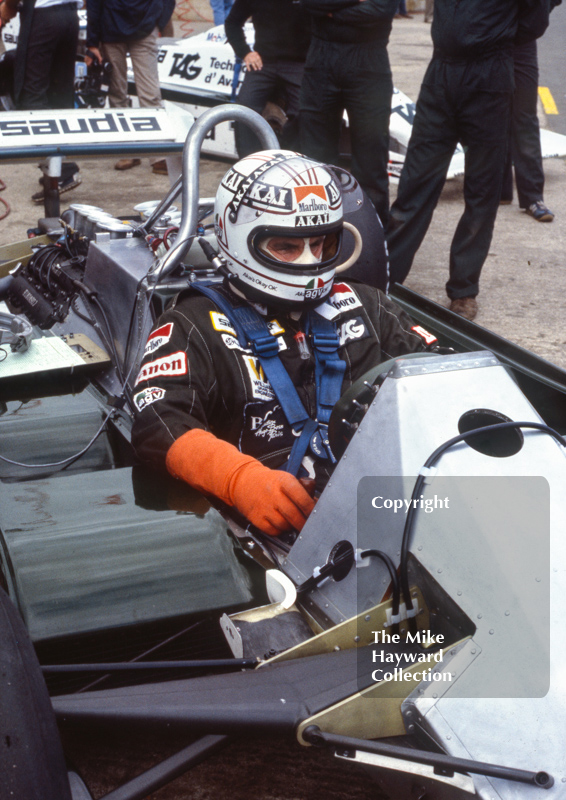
[0, 0, 82, 202]
[299, 0, 398, 227]
[501, 0, 562, 222]
[210, 0, 234, 26]
[225, 0, 310, 157]
[86, 0, 175, 172]
[386, 0, 550, 321]
[395, 1, 412, 19]
[0, 0, 79, 109]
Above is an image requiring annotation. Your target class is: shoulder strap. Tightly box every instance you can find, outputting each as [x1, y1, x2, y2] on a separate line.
[193, 282, 309, 428]
[307, 310, 347, 425]
[193, 282, 345, 473]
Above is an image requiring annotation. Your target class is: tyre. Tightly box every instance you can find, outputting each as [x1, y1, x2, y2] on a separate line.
[0, 588, 72, 800]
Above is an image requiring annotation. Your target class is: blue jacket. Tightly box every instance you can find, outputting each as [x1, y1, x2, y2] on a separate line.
[87, 0, 175, 46]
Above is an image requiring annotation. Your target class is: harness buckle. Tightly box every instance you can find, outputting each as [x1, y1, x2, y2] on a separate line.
[312, 331, 340, 353]
[252, 334, 279, 358]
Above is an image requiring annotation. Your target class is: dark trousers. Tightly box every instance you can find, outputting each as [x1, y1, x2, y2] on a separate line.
[387, 60, 512, 299]
[300, 39, 392, 226]
[17, 2, 78, 109]
[235, 60, 304, 158]
[502, 41, 544, 208]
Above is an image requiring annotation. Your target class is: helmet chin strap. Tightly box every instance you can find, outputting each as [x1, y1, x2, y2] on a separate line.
[334, 222, 363, 274]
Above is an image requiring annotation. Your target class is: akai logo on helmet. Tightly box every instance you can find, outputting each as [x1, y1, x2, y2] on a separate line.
[246, 180, 292, 210]
[144, 322, 174, 356]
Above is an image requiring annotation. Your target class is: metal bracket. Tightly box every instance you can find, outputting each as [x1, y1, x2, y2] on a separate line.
[0, 311, 33, 352]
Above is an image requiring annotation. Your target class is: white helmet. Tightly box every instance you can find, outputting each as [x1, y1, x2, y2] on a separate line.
[214, 150, 359, 309]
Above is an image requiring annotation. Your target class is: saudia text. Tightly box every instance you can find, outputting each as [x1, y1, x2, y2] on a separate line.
[0, 113, 161, 137]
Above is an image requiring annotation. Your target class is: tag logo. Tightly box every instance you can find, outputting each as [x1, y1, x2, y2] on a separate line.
[411, 325, 437, 345]
[339, 316, 367, 346]
[144, 322, 174, 356]
[243, 355, 275, 400]
[170, 52, 202, 81]
[133, 386, 166, 411]
[135, 352, 188, 385]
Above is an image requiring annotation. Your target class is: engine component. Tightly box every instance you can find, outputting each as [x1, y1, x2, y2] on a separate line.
[6, 246, 87, 329]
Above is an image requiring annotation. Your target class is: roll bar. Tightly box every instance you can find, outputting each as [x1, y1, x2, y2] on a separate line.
[146, 105, 279, 281]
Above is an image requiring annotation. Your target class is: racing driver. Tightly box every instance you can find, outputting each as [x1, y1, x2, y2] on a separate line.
[132, 150, 439, 536]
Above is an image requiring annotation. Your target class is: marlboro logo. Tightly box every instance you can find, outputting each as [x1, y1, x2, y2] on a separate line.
[294, 185, 328, 203]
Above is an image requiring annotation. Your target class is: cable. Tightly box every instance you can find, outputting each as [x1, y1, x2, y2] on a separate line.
[89, 292, 127, 387]
[0, 178, 10, 221]
[162, 226, 178, 250]
[0, 407, 114, 469]
[360, 549, 400, 617]
[399, 421, 566, 619]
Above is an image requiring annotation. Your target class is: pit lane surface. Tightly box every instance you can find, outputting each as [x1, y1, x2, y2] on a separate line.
[538, 2, 566, 134]
[0, 8, 565, 800]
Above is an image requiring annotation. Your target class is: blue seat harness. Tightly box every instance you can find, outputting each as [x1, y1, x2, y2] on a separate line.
[193, 283, 346, 476]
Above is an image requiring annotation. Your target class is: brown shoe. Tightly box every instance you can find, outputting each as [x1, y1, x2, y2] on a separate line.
[115, 158, 141, 171]
[151, 159, 168, 175]
[449, 297, 478, 321]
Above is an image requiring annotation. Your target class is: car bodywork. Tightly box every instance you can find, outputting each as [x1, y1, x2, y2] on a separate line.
[1, 105, 566, 800]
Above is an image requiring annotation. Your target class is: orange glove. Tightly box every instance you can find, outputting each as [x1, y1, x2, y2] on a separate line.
[166, 428, 315, 536]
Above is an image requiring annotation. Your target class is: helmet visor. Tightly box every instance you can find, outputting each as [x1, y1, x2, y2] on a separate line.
[250, 228, 341, 273]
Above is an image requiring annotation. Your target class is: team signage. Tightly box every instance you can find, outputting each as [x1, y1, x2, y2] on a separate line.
[156, 23, 254, 97]
[0, 106, 194, 151]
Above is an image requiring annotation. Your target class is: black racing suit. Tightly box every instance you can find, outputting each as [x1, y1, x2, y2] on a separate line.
[225, 0, 311, 157]
[386, 0, 551, 300]
[502, 1, 561, 208]
[131, 280, 433, 488]
[13, 0, 79, 109]
[299, 0, 398, 226]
